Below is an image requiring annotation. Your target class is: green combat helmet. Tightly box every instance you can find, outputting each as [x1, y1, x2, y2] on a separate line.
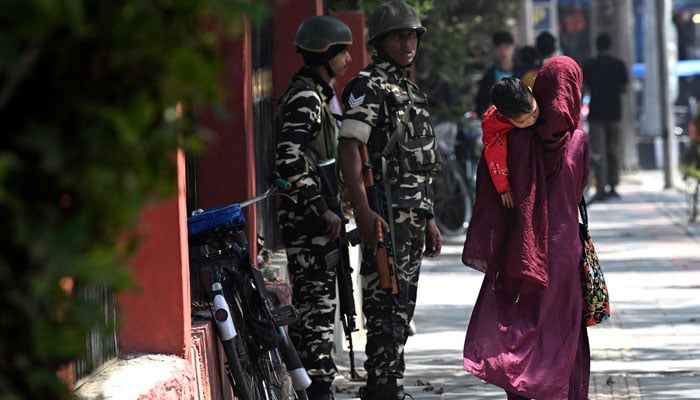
[295, 15, 352, 53]
[368, 1, 426, 43]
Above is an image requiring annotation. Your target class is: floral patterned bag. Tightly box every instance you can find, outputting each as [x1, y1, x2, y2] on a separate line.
[579, 198, 610, 326]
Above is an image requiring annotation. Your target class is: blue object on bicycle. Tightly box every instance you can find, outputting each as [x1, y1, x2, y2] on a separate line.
[188, 204, 246, 236]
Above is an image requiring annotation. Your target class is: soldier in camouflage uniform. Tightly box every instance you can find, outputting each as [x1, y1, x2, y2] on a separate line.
[274, 15, 353, 400]
[337, 2, 442, 399]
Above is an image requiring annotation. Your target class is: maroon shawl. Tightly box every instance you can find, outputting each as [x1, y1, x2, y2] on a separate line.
[462, 56, 583, 294]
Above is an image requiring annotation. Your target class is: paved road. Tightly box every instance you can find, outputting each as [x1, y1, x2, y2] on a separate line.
[331, 170, 700, 399]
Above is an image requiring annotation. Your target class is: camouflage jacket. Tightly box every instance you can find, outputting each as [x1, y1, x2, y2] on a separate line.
[339, 53, 440, 213]
[275, 68, 337, 216]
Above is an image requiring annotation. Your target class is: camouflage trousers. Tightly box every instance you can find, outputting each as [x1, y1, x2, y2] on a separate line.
[360, 207, 427, 381]
[279, 207, 338, 384]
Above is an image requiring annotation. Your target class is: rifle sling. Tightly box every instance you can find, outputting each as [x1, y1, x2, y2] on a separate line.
[381, 80, 414, 270]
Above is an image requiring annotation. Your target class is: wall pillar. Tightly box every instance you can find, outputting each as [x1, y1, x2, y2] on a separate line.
[118, 149, 191, 357]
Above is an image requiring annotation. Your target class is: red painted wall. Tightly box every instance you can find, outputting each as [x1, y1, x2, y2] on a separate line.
[271, 0, 323, 100]
[195, 25, 257, 246]
[118, 149, 191, 357]
[195, 29, 256, 210]
[271, 4, 368, 104]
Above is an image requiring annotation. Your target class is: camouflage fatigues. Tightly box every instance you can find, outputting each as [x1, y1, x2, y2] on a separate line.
[275, 67, 339, 384]
[339, 54, 440, 380]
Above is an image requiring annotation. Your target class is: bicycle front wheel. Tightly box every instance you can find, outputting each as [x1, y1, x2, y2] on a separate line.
[259, 347, 293, 400]
[434, 161, 471, 236]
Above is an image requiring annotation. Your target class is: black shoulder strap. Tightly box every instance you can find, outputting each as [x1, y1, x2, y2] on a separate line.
[578, 197, 588, 228]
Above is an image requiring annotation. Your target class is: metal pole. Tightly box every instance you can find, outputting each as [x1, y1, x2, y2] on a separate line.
[656, 0, 677, 188]
[517, 0, 534, 45]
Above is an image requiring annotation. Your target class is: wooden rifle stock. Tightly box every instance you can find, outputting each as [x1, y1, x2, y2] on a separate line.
[360, 145, 399, 295]
[375, 219, 399, 294]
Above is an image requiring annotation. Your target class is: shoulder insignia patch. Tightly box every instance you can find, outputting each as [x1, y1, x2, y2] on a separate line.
[348, 93, 365, 108]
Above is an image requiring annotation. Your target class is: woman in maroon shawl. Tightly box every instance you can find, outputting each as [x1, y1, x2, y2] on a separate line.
[462, 56, 590, 399]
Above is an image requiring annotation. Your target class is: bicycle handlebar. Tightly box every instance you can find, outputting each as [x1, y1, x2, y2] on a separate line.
[188, 174, 294, 238]
[238, 174, 295, 208]
[272, 176, 292, 191]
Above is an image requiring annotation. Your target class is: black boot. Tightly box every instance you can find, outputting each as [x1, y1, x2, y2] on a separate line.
[306, 380, 334, 400]
[358, 377, 410, 400]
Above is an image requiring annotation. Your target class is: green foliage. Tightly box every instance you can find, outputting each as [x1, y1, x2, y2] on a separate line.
[681, 141, 700, 179]
[418, 1, 517, 122]
[330, 0, 433, 24]
[0, 1, 267, 398]
[330, 0, 517, 122]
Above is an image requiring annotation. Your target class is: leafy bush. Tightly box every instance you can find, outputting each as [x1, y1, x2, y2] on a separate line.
[0, 1, 266, 398]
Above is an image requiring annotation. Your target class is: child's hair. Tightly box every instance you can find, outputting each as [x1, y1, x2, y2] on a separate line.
[489, 77, 533, 119]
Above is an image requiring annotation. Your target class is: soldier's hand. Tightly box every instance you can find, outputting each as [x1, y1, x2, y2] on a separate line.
[424, 217, 442, 257]
[500, 191, 516, 208]
[321, 210, 342, 241]
[357, 210, 387, 254]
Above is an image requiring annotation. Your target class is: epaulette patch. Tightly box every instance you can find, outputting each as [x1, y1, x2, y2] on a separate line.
[348, 93, 365, 108]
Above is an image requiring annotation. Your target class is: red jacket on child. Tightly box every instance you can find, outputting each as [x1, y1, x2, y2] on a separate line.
[481, 105, 515, 193]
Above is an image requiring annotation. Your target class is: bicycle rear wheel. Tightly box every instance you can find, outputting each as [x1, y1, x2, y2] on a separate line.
[434, 161, 471, 236]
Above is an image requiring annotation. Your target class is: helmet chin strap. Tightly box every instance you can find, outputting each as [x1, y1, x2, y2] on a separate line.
[323, 62, 335, 79]
[376, 41, 420, 73]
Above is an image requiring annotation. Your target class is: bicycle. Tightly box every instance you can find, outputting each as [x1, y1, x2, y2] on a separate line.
[433, 114, 481, 236]
[188, 177, 311, 400]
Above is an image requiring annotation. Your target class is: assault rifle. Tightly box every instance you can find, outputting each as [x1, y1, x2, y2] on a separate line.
[358, 146, 399, 295]
[317, 159, 361, 381]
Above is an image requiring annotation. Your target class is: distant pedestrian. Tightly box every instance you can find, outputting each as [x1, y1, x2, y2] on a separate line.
[462, 56, 591, 399]
[475, 31, 517, 118]
[583, 33, 628, 199]
[514, 31, 557, 88]
[535, 31, 557, 63]
[514, 45, 540, 88]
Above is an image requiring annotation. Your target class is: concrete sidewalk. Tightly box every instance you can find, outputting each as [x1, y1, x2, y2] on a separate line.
[332, 169, 700, 399]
